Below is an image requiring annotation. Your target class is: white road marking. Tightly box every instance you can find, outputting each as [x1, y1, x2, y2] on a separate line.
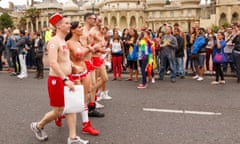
[143, 108, 222, 116]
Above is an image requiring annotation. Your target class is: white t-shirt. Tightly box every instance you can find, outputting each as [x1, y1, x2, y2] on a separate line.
[111, 41, 122, 54]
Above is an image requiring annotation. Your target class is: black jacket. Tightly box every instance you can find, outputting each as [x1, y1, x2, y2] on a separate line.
[232, 35, 240, 51]
[174, 35, 184, 57]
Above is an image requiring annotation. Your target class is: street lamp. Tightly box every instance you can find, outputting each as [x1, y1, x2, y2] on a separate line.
[91, 0, 95, 14]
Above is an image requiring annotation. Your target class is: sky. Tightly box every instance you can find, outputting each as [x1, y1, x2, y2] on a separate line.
[0, 0, 68, 8]
[0, 0, 209, 8]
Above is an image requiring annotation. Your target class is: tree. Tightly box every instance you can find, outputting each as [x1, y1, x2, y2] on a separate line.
[0, 12, 13, 30]
[19, 17, 27, 30]
[25, 7, 40, 32]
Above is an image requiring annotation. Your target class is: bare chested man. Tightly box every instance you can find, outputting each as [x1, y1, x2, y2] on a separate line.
[80, 13, 104, 117]
[89, 15, 112, 101]
[30, 13, 88, 144]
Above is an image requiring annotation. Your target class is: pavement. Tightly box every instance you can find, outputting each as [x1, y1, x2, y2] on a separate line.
[0, 69, 240, 144]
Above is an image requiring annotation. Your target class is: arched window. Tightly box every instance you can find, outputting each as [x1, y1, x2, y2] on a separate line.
[231, 12, 239, 24]
[219, 13, 227, 26]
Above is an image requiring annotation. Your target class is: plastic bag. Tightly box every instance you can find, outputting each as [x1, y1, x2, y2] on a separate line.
[63, 85, 84, 114]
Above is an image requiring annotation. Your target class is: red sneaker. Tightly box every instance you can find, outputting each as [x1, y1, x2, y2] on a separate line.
[54, 115, 65, 127]
[82, 121, 100, 136]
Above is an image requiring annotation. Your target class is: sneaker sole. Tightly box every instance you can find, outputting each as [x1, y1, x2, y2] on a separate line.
[82, 131, 100, 136]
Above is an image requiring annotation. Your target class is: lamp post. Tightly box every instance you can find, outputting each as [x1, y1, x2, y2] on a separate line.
[91, 0, 95, 14]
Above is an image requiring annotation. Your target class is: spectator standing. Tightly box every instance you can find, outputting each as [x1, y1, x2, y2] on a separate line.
[33, 32, 44, 79]
[223, 27, 236, 73]
[7, 29, 21, 76]
[174, 27, 185, 78]
[110, 31, 124, 81]
[205, 27, 215, 73]
[159, 26, 178, 83]
[232, 27, 240, 83]
[191, 28, 207, 81]
[211, 32, 226, 85]
[0, 31, 4, 71]
[121, 28, 129, 71]
[16, 30, 29, 79]
[125, 28, 139, 82]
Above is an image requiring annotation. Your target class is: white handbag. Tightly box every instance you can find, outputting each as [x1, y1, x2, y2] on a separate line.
[63, 85, 84, 114]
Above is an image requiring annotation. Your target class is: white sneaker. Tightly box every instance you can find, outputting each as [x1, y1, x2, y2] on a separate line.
[96, 96, 102, 102]
[30, 122, 48, 141]
[192, 75, 199, 79]
[67, 136, 89, 144]
[166, 70, 171, 75]
[196, 77, 204, 81]
[17, 74, 27, 79]
[95, 101, 104, 109]
[101, 90, 112, 100]
[151, 78, 155, 83]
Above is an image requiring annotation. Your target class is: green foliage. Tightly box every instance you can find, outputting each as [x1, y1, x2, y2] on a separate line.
[0, 13, 13, 30]
[19, 17, 27, 30]
[222, 21, 230, 28]
[25, 7, 41, 32]
[211, 24, 219, 33]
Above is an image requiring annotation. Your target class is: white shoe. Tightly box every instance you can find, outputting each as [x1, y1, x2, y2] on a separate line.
[166, 70, 171, 75]
[95, 101, 104, 109]
[67, 136, 89, 144]
[151, 78, 155, 83]
[211, 81, 220, 85]
[196, 77, 204, 81]
[17, 74, 27, 79]
[101, 90, 112, 100]
[192, 75, 199, 79]
[96, 96, 102, 102]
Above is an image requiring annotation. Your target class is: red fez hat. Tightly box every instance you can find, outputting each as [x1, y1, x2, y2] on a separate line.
[49, 13, 63, 26]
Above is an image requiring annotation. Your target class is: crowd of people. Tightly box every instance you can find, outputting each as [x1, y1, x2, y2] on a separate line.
[0, 12, 240, 144]
[0, 27, 45, 79]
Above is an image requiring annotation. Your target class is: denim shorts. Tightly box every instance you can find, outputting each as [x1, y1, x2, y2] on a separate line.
[193, 55, 205, 67]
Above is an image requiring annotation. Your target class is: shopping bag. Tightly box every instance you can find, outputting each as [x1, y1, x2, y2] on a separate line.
[63, 85, 84, 114]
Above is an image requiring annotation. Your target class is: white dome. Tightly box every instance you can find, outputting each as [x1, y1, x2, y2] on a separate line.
[82, 2, 92, 9]
[63, 0, 79, 11]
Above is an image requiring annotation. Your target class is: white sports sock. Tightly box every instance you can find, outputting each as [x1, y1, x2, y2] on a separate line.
[81, 104, 89, 123]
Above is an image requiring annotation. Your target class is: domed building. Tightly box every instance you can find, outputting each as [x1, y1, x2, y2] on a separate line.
[26, 0, 63, 31]
[62, 0, 85, 22]
[99, 0, 145, 30]
[22, 0, 240, 32]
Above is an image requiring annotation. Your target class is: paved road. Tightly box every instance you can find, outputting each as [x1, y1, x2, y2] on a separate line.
[0, 71, 239, 144]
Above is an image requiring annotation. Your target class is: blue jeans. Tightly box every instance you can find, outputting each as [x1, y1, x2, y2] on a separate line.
[223, 53, 235, 72]
[175, 57, 185, 77]
[185, 48, 191, 70]
[233, 50, 240, 80]
[156, 50, 161, 72]
[141, 55, 148, 85]
[159, 54, 176, 80]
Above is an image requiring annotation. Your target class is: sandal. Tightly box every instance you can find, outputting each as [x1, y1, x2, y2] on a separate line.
[125, 78, 132, 81]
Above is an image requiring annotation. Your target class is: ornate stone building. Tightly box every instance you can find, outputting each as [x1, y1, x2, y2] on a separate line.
[18, 0, 240, 32]
[216, 0, 240, 25]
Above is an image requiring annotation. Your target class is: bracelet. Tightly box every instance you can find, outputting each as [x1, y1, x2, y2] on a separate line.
[63, 77, 69, 82]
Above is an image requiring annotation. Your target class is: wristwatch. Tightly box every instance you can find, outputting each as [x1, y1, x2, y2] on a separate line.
[63, 77, 69, 82]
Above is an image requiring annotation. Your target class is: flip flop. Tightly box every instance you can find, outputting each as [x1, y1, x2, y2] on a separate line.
[125, 78, 132, 81]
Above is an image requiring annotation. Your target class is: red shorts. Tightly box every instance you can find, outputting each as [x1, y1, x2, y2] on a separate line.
[72, 70, 88, 81]
[85, 60, 95, 72]
[48, 75, 73, 107]
[92, 57, 104, 68]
